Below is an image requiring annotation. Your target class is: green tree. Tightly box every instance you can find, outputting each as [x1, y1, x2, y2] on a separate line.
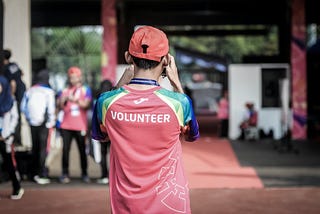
[169, 26, 278, 63]
[31, 26, 102, 91]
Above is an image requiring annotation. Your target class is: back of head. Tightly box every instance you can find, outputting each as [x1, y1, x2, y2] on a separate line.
[34, 69, 50, 85]
[128, 26, 169, 69]
[100, 79, 113, 92]
[3, 49, 11, 60]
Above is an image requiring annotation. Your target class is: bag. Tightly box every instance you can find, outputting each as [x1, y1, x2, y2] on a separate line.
[45, 128, 62, 167]
[15, 80, 26, 104]
[89, 139, 101, 163]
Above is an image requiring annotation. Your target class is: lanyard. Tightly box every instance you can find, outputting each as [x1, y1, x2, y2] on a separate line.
[128, 78, 160, 86]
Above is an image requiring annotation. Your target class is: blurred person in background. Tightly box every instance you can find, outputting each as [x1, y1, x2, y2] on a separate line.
[238, 102, 258, 140]
[57, 66, 92, 184]
[21, 69, 56, 184]
[2, 49, 26, 146]
[0, 75, 24, 200]
[217, 90, 229, 138]
[94, 79, 113, 185]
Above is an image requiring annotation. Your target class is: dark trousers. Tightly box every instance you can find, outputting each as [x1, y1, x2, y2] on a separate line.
[100, 141, 110, 178]
[30, 125, 49, 177]
[280, 130, 293, 150]
[14, 118, 22, 145]
[219, 119, 229, 138]
[61, 129, 88, 176]
[14, 104, 22, 145]
[0, 142, 21, 192]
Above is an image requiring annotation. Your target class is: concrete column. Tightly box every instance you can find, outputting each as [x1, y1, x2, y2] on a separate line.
[290, 0, 307, 139]
[3, 0, 31, 87]
[3, 0, 31, 149]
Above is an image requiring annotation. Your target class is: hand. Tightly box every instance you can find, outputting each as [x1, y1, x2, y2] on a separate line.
[165, 54, 184, 93]
[101, 136, 110, 143]
[180, 125, 190, 134]
[59, 96, 68, 108]
[179, 125, 190, 141]
[115, 64, 134, 88]
[68, 95, 77, 103]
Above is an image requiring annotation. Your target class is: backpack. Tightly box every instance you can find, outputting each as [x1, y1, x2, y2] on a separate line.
[4, 62, 26, 103]
[15, 79, 26, 104]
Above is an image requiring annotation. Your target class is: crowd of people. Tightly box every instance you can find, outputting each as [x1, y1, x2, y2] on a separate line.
[1, 26, 200, 214]
[0, 49, 112, 200]
[2, 29, 200, 213]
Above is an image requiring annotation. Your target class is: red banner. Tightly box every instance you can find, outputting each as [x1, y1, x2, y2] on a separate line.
[101, 0, 117, 84]
[291, 0, 307, 139]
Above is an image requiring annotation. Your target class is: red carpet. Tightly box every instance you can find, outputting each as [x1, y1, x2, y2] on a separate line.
[182, 136, 264, 189]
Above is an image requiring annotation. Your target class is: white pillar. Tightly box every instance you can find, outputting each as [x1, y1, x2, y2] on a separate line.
[3, 0, 32, 149]
[3, 0, 31, 87]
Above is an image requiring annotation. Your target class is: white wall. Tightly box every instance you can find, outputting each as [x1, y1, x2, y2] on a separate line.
[229, 64, 289, 140]
[229, 64, 261, 139]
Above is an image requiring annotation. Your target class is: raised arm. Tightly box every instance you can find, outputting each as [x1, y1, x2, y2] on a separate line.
[165, 54, 184, 93]
[115, 65, 134, 89]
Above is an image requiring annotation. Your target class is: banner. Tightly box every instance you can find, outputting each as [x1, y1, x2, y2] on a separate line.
[291, 0, 307, 139]
[101, 0, 117, 84]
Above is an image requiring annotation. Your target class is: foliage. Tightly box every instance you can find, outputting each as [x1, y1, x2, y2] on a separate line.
[31, 26, 103, 91]
[31, 25, 278, 91]
[169, 26, 278, 63]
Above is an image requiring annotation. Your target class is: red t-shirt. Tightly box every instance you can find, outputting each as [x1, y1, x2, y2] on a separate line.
[92, 86, 199, 213]
[60, 85, 92, 131]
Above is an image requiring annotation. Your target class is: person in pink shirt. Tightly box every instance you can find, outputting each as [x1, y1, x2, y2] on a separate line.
[92, 26, 199, 214]
[217, 90, 229, 138]
[57, 66, 92, 183]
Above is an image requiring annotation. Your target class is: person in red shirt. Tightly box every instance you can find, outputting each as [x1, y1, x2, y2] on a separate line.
[92, 26, 199, 214]
[217, 90, 229, 138]
[57, 66, 92, 183]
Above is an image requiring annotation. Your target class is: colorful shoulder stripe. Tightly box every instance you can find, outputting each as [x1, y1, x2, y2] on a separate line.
[98, 88, 128, 126]
[92, 87, 199, 142]
[82, 85, 92, 99]
[91, 87, 127, 140]
[155, 88, 199, 141]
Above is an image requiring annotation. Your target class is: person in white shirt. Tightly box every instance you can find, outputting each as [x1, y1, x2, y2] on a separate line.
[21, 69, 56, 184]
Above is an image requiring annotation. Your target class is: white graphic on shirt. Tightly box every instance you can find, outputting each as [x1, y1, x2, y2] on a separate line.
[110, 110, 170, 123]
[161, 179, 186, 213]
[70, 104, 80, 116]
[134, 98, 148, 104]
[155, 150, 187, 213]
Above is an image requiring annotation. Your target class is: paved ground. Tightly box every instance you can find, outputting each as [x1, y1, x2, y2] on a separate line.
[231, 139, 320, 187]
[1, 186, 320, 214]
[1, 115, 320, 213]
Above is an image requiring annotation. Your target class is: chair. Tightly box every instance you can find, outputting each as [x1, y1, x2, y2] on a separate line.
[244, 126, 259, 140]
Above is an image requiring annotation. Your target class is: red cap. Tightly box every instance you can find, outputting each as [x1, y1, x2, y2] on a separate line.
[129, 26, 169, 62]
[68, 66, 82, 77]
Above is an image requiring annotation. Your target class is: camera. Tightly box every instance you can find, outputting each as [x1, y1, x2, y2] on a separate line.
[161, 68, 167, 78]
